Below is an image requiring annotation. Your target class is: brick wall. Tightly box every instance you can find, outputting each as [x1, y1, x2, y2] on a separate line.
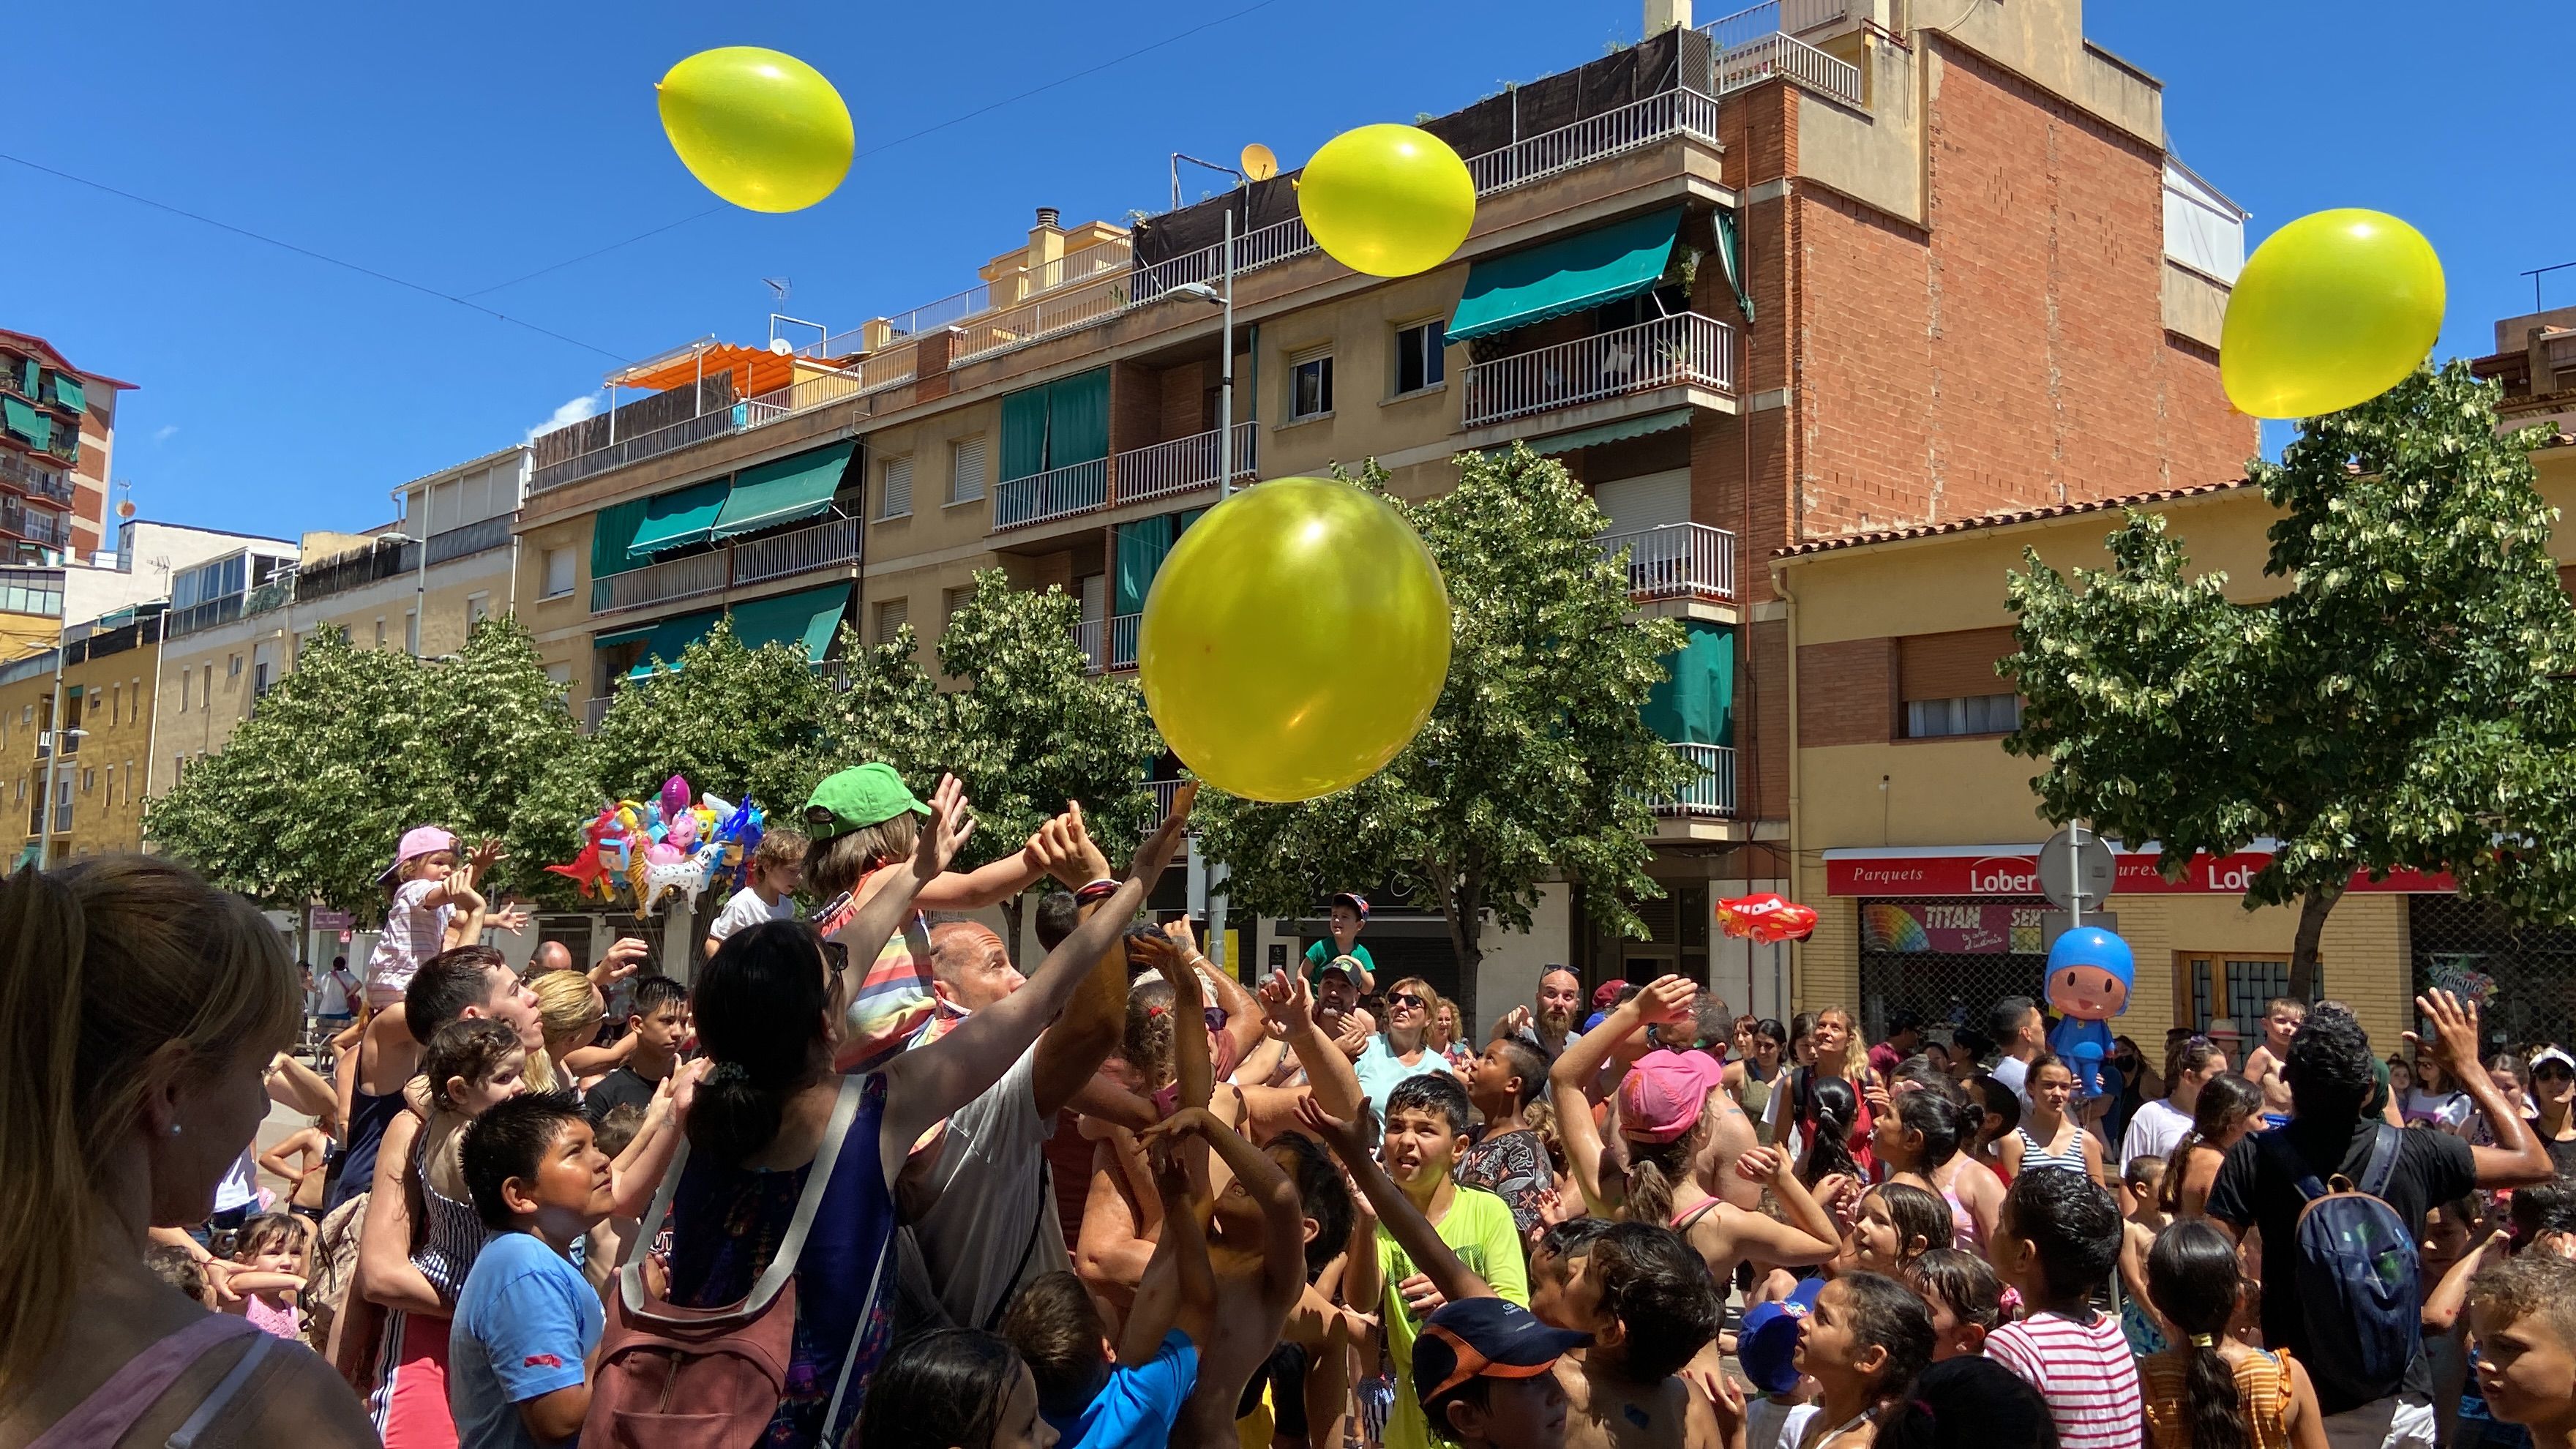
[1156, 361, 1208, 441]
[1109, 362, 1157, 459]
[1797, 637, 1896, 746]
[1743, 616, 1791, 819]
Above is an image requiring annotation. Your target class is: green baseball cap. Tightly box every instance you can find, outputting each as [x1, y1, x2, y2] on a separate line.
[803, 763, 930, 841]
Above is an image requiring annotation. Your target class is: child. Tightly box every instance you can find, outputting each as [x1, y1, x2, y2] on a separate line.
[1877, 1358, 2059, 1449]
[579, 974, 687, 1125]
[1304, 891, 1377, 992]
[2139, 1218, 2324, 1449]
[1998, 1055, 2106, 1186]
[801, 765, 1088, 1068]
[2115, 1155, 2171, 1356]
[1458, 1036, 1553, 1238]
[1875, 1085, 2002, 1255]
[584, 1103, 649, 1279]
[701, 826, 806, 958]
[259, 1113, 334, 1224]
[1003, 1130, 1213, 1449]
[1737, 1281, 1824, 1449]
[450, 1092, 613, 1449]
[366, 828, 509, 1011]
[855, 1329, 1059, 1449]
[1790, 1272, 1934, 1449]
[1838, 1183, 1950, 1277]
[1966, 1073, 2022, 1182]
[222, 1211, 310, 1341]
[1985, 1167, 2141, 1449]
[1902, 1250, 2002, 1363]
[146, 1241, 215, 1309]
[1538, 1221, 1724, 1449]
[2469, 1251, 2576, 1448]
[1528, 1217, 1616, 1331]
[2243, 997, 2305, 1123]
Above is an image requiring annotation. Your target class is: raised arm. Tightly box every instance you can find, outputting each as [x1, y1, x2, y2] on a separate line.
[826, 774, 973, 1008]
[608, 1060, 705, 1219]
[883, 785, 1197, 1158]
[265, 1051, 338, 1129]
[2416, 991, 2553, 1188]
[1718, 1144, 1841, 1267]
[1119, 1134, 1220, 1364]
[1260, 969, 1363, 1121]
[1297, 1098, 1494, 1306]
[1549, 975, 1695, 1214]
[1153, 1105, 1309, 1308]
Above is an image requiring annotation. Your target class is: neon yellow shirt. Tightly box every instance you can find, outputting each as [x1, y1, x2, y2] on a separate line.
[1375, 1186, 1531, 1449]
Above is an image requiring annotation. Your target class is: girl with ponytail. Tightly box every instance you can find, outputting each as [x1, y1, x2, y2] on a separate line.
[0, 857, 375, 1445]
[1873, 1084, 2003, 1253]
[2140, 1219, 2326, 1449]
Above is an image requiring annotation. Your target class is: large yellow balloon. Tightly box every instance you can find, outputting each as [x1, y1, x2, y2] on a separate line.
[1139, 479, 1451, 802]
[2221, 209, 2445, 419]
[1297, 124, 1476, 279]
[657, 48, 853, 214]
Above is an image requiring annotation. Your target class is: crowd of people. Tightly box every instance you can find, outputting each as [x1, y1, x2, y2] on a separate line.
[10, 768, 2576, 1449]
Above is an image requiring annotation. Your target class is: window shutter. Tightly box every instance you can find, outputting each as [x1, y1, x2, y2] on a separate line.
[880, 457, 913, 518]
[951, 437, 986, 503]
[1897, 627, 2019, 703]
[874, 597, 910, 644]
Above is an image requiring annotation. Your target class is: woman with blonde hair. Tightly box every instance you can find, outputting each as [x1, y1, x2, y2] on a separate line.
[0, 856, 375, 1446]
[525, 965, 604, 1093]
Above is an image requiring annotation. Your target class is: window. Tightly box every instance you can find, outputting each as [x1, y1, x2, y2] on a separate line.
[103, 764, 112, 799]
[1289, 353, 1335, 420]
[2177, 954, 2318, 1034]
[1905, 694, 2022, 739]
[81, 768, 92, 794]
[122, 760, 132, 805]
[227, 654, 241, 678]
[541, 547, 574, 599]
[943, 585, 973, 626]
[108, 685, 119, 727]
[948, 437, 986, 505]
[201, 665, 211, 705]
[467, 592, 490, 626]
[879, 456, 914, 520]
[375, 617, 386, 648]
[873, 597, 910, 645]
[173, 755, 183, 783]
[1394, 321, 1447, 395]
[405, 612, 419, 654]
[544, 662, 572, 686]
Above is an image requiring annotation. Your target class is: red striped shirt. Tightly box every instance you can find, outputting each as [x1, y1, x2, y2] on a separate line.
[1987, 1311, 2143, 1449]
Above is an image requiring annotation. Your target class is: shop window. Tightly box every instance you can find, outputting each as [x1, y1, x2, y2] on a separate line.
[1289, 353, 1334, 421]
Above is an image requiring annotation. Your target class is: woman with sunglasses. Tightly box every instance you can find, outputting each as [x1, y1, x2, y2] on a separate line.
[1352, 976, 1460, 1120]
[2528, 1046, 2576, 1178]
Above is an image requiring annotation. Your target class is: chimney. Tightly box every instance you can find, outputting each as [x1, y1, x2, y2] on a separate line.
[1644, 0, 1690, 34]
[1034, 206, 1061, 230]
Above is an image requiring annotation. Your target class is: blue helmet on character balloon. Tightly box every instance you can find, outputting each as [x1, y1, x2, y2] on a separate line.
[2045, 925, 2133, 1096]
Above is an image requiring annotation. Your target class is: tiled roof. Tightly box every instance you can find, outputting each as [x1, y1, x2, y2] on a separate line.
[1772, 479, 2260, 559]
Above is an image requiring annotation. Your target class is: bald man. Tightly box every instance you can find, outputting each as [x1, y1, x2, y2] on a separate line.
[528, 940, 573, 978]
[1489, 966, 1586, 1062]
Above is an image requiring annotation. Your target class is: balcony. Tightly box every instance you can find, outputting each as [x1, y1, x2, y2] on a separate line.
[296, 541, 412, 605]
[591, 515, 861, 615]
[1702, 0, 1866, 108]
[424, 514, 514, 566]
[1654, 742, 1737, 818]
[1463, 314, 1736, 430]
[0, 450, 75, 506]
[995, 458, 1111, 532]
[531, 404, 744, 495]
[1146, 779, 1189, 828]
[1601, 523, 1737, 604]
[1115, 423, 1257, 509]
[165, 592, 247, 639]
[582, 696, 614, 733]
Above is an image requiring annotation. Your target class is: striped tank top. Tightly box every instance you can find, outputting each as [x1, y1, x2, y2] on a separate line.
[2016, 1125, 2092, 1177]
[821, 865, 938, 1072]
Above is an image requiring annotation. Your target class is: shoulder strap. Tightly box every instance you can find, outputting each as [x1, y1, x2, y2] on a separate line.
[821, 1229, 901, 1442]
[618, 1073, 866, 1320]
[2358, 1123, 2403, 1198]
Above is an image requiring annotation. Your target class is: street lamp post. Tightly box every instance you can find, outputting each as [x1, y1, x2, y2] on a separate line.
[1175, 208, 1240, 500]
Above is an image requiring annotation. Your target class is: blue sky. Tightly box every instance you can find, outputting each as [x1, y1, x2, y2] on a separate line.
[3, 0, 2560, 538]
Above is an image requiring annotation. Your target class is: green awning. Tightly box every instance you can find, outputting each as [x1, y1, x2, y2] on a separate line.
[592, 621, 657, 648]
[625, 478, 733, 558]
[711, 444, 851, 540]
[1643, 621, 1734, 746]
[49, 375, 84, 413]
[590, 497, 653, 582]
[726, 583, 849, 662]
[1447, 206, 1684, 343]
[621, 607, 723, 676]
[2, 397, 48, 451]
[1528, 407, 1693, 456]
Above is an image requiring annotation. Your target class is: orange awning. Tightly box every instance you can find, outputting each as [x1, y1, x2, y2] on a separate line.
[616, 344, 801, 397]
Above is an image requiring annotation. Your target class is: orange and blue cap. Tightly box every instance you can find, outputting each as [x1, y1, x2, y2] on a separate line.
[1412, 1298, 1590, 1407]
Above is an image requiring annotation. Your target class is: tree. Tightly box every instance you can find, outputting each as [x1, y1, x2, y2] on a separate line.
[145, 617, 579, 915]
[923, 568, 1161, 954]
[1196, 447, 1690, 1018]
[583, 618, 850, 834]
[2002, 362, 2576, 993]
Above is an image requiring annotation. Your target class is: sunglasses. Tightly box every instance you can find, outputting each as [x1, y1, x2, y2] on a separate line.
[2536, 1066, 2575, 1082]
[1389, 992, 1427, 1009]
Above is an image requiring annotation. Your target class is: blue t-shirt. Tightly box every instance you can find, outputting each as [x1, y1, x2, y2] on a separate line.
[449, 1230, 604, 1449]
[1354, 1036, 1459, 1118]
[1048, 1330, 1199, 1449]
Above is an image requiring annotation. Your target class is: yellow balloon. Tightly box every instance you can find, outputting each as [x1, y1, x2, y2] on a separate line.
[1297, 124, 1476, 279]
[657, 48, 853, 214]
[2221, 209, 2445, 419]
[1139, 479, 1451, 803]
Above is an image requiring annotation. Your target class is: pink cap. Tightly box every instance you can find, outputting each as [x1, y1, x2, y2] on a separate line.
[1617, 1049, 1728, 1142]
[378, 825, 457, 885]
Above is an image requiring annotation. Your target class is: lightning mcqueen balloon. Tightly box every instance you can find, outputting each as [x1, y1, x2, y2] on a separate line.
[1715, 892, 1819, 946]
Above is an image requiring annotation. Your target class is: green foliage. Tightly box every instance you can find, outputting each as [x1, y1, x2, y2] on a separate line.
[585, 617, 848, 837]
[1197, 446, 1690, 989]
[144, 618, 579, 915]
[2002, 362, 2576, 962]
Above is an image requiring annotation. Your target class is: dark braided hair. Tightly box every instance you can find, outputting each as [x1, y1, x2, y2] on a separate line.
[2146, 1221, 2247, 1449]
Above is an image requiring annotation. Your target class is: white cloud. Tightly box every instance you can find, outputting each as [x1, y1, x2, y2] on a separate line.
[526, 392, 604, 442]
[151, 424, 179, 443]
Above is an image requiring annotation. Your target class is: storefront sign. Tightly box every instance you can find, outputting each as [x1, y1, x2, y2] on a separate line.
[1860, 900, 2044, 954]
[1826, 847, 2455, 897]
[312, 910, 355, 931]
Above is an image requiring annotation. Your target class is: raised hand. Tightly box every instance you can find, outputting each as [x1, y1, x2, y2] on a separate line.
[1139, 1105, 1221, 1142]
[588, 936, 650, 989]
[910, 774, 976, 880]
[2408, 989, 2482, 1081]
[1125, 782, 1197, 880]
[1127, 930, 1186, 983]
[1731, 1144, 1793, 1184]
[1633, 973, 1697, 1028]
[1162, 916, 1200, 955]
[1258, 969, 1317, 1035]
[1294, 1095, 1370, 1164]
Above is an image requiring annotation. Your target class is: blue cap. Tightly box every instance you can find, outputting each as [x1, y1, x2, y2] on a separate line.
[1736, 1277, 1824, 1394]
[1412, 1298, 1591, 1409]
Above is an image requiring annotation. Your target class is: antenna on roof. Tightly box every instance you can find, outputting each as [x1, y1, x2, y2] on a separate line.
[763, 277, 792, 302]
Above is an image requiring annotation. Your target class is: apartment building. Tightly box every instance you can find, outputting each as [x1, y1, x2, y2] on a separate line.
[0, 606, 167, 865]
[508, 0, 2252, 1019]
[149, 447, 526, 781]
[0, 329, 132, 559]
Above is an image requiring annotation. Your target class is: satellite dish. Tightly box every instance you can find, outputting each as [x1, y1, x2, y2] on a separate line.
[768, 338, 795, 356]
[1241, 143, 1278, 182]
[116, 499, 136, 520]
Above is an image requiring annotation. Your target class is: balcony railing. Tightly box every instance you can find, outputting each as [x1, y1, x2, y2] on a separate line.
[51, 801, 69, 834]
[1115, 423, 1258, 508]
[1655, 743, 1737, 818]
[1702, 2, 1865, 106]
[296, 541, 411, 604]
[1461, 313, 1737, 429]
[1467, 87, 1723, 192]
[424, 514, 514, 566]
[18, 509, 66, 549]
[591, 515, 861, 615]
[36, 729, 78, 760]
[165, 592, 247, 639]
[1073, 613, 1145, 673]
[995, 457, 1111, 531]
[1600, 523, 1737, 602]
[582, 696, 614, 733]
[1147, 779, 1188, 826]
[594, 550, 727, 615]
[0, 450, 75, 505]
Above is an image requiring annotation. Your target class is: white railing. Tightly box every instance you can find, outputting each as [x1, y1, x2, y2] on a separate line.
[1601, 523, 1738, 602]
[1069, 613, 1142, 672]
[1115, 422, 1257, 506]
[734, 516, 860, 586]
[1468, 88, 1724, 193]
[1658, 743, 1737, 817]
[582, 696, 613, 733]
[592, 551, 727, 615]
[994, 457, 1110, 531]
[1461, 313, 1737, 429]
[954, 272, 1136, 367]
[1147, 779, 1187, 826]
[1107, 613, 1141, 671]
[531, 405, 742, 495]
[1072, 617, 1104, 672]
[1713, 29, 1864, 106]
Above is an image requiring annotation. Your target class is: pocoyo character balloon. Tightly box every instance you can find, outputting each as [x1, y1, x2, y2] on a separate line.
[2044, 925, 2134, 1097]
